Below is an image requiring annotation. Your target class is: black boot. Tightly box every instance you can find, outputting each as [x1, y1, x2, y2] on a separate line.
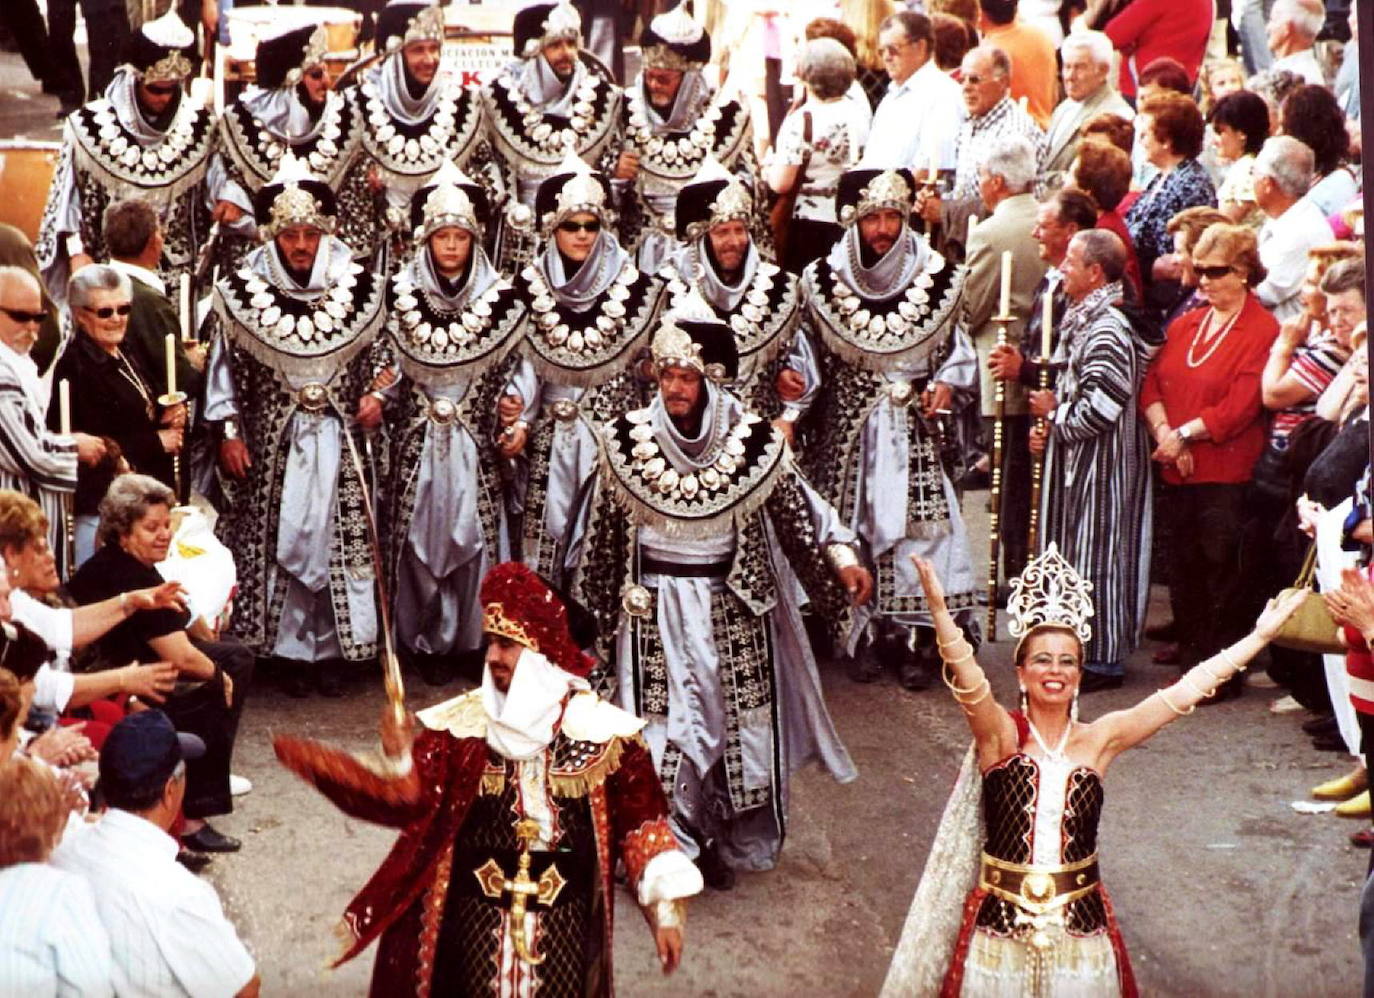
[281, 661, 313, 698]
[899, 629, 938, 692]
[416, 652, 453, 687]
[696, 839, 736, 891]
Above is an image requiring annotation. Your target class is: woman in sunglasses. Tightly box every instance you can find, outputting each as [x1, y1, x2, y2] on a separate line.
[1139, 222, 1279, 701]
[47, 265, 185, 568]
[497, 154, 668, 584]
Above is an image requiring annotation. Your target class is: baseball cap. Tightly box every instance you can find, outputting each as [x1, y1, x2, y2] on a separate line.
[99, 710, 205, 803]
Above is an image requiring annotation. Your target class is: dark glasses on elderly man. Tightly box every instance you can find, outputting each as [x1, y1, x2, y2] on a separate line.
[1193, 264, 1235, 280]
[303, 67, 326, 81]
[82, 304, 133, 319]
[0, 306, 48, 325]
[557, 220, 601, 234]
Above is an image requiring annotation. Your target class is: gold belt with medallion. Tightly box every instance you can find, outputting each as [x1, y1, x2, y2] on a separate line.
[978, 852, 1099, 916]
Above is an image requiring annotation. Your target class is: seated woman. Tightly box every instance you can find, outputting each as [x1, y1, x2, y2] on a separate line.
[0, 490, 181, 749]
[881, 548, 1301, 996]
[1208, 90, 1270, 227]
[66, 474, 253, 854]
[49, 264, 186, 568]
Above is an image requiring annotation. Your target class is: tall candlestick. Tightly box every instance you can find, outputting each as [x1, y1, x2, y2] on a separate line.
[165, 334, 176, 397]
[998, 250, 1013, 317]
[928, 151, 939, 186]
[968, 215, 979, 241]
[179, 274, 191, 342]
[1041, 290, 1053, 359]
[59, 380, 70, 434]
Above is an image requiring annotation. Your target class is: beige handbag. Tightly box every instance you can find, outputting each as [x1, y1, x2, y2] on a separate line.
[1270, 544, 1345, 655]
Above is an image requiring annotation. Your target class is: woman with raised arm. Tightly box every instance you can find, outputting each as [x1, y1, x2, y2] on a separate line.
[881, 544, 1303, 998]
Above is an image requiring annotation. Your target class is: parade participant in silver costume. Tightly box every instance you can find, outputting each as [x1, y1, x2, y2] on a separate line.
[380, 163, 527, 686]
[208, 24, 361, 271]
[615, 5, 763, 274]
[337, 0, 500, 267]
[498, 153, 667, 584]
[797, 167, 980, 691]
[567, 296, 871, 887]
[36, 11, 213, 311]
[205, 155, 386, 698]
[658, 157, 811, 432]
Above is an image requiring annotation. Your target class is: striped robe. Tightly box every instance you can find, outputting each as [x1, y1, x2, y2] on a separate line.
[1039, 282, 1152, 667]
[0, 349, 77, 576]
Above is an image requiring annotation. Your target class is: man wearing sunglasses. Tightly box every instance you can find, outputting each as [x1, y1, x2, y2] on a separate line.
[617, 7, 761, 274]
[211, 24, 361, 272]
[659, 158, 809, 445]
[36, 10, 215, 318]
[205, 156, 386, 699]
[0, 267, 105, 576]
[336, 2, 493, 268]
[482, 2, 625, 227]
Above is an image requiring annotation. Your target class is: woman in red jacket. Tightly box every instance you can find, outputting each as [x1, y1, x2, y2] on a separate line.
[1104, 0, 1213, 99]
[1140, 222, 1280, 699]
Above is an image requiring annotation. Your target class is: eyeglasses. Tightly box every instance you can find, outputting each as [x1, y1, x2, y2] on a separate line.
[557, 219, 601, 234]
[82, 303, 133, 319]
[879, 41, 912, 58]
[144, 82, 179, 96]
[963, 73, 1003, 86]
[303, 67, 326, 81]
[1193, 264, 1235, 280]
[0, 306, 48, 325]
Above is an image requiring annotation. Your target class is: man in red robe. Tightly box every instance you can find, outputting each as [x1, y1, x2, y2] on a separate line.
[275, 562, 701, 996]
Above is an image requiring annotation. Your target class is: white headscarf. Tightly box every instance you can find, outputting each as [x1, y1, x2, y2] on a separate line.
[826, 221, 926, 302]
[480, 646, 588, 760]
[370, 47, 446, 125]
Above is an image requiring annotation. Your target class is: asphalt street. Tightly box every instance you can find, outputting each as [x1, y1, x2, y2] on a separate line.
[0, 39, 1366, 997]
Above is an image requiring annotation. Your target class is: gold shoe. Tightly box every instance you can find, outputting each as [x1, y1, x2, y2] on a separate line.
[1336, 791, 1371, 818]
[1313, 768, 1369, 801]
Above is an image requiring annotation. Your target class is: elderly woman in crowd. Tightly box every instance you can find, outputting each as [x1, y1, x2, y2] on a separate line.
[66, 474, 252, 855]
[1069, 138, 1143, 297]
[1140, 223, 1279, 701]
[1209, 90, 1272, 227]
[1126, 90, 1218, 295]
[1158, 206, 1230, 327]
[49, 265, 185, 568]
[1282, 84, 1359, 217]
[768, 37, 869, 274]
[0, 755, 113, 994]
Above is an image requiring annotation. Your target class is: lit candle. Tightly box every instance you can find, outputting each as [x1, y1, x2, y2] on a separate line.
[967, 215, 978, 240]
[928, 152, 939, 186]
[165, 333, 177, 397]
[59, 380, 70, 435]
[999, 250, 1013, 317]
[179, 273, 191, 342]
[1041, 291, 1053, 360]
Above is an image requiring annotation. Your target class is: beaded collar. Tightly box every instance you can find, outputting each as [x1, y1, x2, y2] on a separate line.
[803, 250, 964, 373]
[486, 70, 619, 168]
[219, 95, 357, 191]
[601, 403, 788, 537]
[68, 97, 214, 196]
[387, 269, 526, 383]
[519, 263, 664, 386]
[356, 78, 483, 177]
[664, 256, 799, 366]
[626, 90, 748, 183]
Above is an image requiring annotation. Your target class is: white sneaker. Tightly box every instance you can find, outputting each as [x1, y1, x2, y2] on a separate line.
[1268, 695, 1303, 715]
[230, 774, 253, 796]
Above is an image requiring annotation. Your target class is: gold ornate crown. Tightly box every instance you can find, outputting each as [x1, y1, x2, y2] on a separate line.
[267, 185, 334, 237]
[402, 5, 444, 48]
[134, 9, 195, 82]
[416, 161, 483, 241]
[143, 51, 193, 83]
[643, 5, 706, 70]
[651, 288, 716, 376]
[710, 178, 752, 224]
[522, 1, 582, 58]
[841, 169, 914, 226]
[1006, 542, 1095, 644]
[284, 25, 330, 87]
[483, 602, 535, 651]
[540, 147, 611, 231]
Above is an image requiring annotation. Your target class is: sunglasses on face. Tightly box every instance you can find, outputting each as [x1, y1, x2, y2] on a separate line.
[0, 306, 48, 325]
[1193, 264, 1235, 280]
[144, 82, 179, 96]
[963, 73, 1000, 86]
[82, 303, 132, 319]
[879, 41, 911, 58]
[303, 67, 326, 81]
[557, 219, 601, 234]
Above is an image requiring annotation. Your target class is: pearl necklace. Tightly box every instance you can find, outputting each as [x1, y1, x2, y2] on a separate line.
[1186, 305, 1243, 369]
[360, 77, 459, 169]
[625, 404, 756, 501]
[499, 72, 600, 158]
[524, 264, 637, 357]
[1026, 715, 1073, 763]
[626, 89, 721, 169]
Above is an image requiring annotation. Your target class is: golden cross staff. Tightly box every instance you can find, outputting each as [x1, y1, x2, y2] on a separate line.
[57, 380, 74, 575]
[987, 250, 1016, 637]
[1027, 291, 1054, 554]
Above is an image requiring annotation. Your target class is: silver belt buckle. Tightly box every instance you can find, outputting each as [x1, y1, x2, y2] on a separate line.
[427, 397, 456, 425]
[550, 399, 579, 422]
[887, 381, 916, 407]
[298, 383, 329, 412]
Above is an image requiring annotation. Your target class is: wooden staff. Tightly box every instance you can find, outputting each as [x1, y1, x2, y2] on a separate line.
[1028, 292, 1053, 553]
[987, 251, 1014, 636]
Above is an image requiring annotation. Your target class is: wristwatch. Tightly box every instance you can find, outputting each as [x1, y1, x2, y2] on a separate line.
[1175, 424, 1193, 442]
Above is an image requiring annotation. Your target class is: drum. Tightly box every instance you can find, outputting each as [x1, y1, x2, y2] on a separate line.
[0, 141, 61, 244]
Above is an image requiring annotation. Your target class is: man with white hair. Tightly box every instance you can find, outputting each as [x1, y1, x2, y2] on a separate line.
[1040, 31, 1134, 185]
[964, 135, 1046, 584]
[0, 267, 102, 576]
[1252, 135, 1333, 321]
[1266, 0, 1327, 85]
